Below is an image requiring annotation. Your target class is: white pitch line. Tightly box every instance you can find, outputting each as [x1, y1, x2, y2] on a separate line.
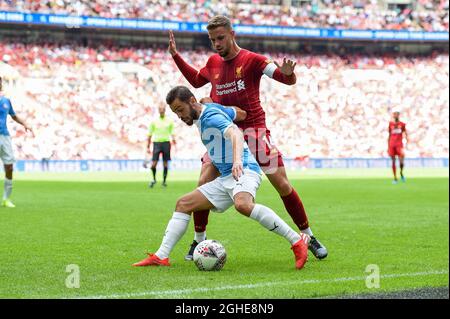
[72, 269, 448, 299]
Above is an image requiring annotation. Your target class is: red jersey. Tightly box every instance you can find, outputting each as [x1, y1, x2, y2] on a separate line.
[197, 49, 272, 130]
[173, 48, 295, 131]
[388, 121, 406, 146]
[173, 50, 296, 169]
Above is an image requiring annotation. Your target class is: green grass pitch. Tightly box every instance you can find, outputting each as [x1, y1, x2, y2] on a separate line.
[1, 168, 448, 298]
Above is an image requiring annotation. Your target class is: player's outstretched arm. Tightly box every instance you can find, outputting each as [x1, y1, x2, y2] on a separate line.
[168, 30, 178, 57]
[11, 115, 34, 136]
[225, 126, 244, 181]
[169, 30, 209, 88]
[272, 58, 297, 85]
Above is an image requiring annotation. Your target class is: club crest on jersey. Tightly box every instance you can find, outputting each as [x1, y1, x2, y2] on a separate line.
[2, 103, 7, 110]
[235, 66, 243, 78]
[214, 73, 220, 80]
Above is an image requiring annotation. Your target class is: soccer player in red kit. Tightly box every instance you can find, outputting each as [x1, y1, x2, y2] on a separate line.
[169, 15, 327, 260]
[388, 110, 408, 184]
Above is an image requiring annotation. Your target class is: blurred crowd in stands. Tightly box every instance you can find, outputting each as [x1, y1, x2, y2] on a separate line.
[0, 41, 448, 160]
[0, 0, 448, 32]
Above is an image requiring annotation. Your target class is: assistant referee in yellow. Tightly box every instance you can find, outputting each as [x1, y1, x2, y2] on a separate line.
[146, 105, 176, 188]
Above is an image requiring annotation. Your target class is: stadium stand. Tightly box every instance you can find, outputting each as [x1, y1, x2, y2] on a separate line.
[0, 0, 448, 31]
[1, 41, 448, 160]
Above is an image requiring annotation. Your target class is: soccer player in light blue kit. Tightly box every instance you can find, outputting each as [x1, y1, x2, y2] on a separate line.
[133, 86, 309, 269]
[0, 76, 34, 208]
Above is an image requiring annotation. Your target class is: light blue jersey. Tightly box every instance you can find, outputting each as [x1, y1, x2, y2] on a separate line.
[204, 102, 237, 122]
[197, 103, 261, 177]
[0, 96, 15, 136]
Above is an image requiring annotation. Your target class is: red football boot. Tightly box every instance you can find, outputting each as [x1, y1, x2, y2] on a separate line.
[291, 233, 310, 269]
[132, 253, 170, 267]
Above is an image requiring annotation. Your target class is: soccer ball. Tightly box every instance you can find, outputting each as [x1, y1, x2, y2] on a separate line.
[193, 239, 227, 271]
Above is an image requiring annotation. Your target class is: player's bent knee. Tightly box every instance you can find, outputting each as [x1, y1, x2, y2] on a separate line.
[175, 196, 194, 213]
[234, 200, 253, 217]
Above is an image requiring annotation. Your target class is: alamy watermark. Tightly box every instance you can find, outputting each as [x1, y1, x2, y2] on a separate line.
[365, 264, 380, 289]
[65, 264, 80, 289]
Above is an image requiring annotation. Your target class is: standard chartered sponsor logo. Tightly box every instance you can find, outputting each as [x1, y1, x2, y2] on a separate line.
[237, 80, 246, 91]
[217, 87, 238, 96]
[216, 81, 236, 89]
[216, 80, 246, 96]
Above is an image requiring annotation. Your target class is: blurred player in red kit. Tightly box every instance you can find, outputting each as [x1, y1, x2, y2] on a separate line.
[169, 15, 328, 260]
[388, 110, 408, 184]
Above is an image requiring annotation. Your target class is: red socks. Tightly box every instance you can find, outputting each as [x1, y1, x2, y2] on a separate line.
[281, 189, 309, 231]
[392, 162, 397, 179]
[193, 210, 209, 233]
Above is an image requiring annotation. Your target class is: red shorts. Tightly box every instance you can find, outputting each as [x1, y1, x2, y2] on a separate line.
[388, 145, 404, 157]
[201, 128, 284, 174]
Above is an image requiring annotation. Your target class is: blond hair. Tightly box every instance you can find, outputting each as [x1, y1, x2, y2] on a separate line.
[207, 15, 232, 31]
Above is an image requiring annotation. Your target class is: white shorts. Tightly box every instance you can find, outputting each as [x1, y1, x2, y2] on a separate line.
[0, 135, 15, 165]
[198, 169, 262, 213]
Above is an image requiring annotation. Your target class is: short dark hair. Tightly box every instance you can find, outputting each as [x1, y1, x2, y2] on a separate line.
[166, 86, 195, 105]
[207, 15, 232, 31]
